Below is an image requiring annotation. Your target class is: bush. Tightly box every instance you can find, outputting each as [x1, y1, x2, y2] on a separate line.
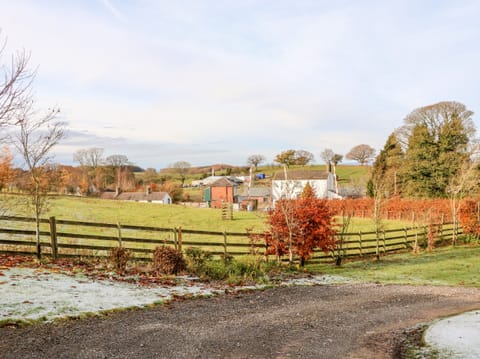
[184, 247, 287, 283]
[184, 247, 212, 270]
[202, 261, 230, 281]
[152, 246, 186, 275]
[109, 247, 130, 273]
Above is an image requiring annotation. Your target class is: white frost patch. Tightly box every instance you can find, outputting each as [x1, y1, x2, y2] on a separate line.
[0, 268, 221, 323]
[0, 268, 351, 324]
[425, 310, 480, 358]
[281, 274, 353, 286]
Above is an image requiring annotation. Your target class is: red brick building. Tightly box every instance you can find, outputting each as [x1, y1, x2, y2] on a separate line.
[204, 177, 236, 208]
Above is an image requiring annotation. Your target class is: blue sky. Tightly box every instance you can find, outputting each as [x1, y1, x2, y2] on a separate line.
[1, 0, 479, 169]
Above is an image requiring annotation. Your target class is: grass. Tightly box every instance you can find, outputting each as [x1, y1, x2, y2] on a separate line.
[3, 194, 425, 259]
[309, 245, 480, 287]
[339, 216, 414, 232]
[42, 196, 267, 233]
[9, 194, 408, 234]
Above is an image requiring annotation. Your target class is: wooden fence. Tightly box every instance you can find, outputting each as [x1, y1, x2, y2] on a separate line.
[0, 216, 463, 264]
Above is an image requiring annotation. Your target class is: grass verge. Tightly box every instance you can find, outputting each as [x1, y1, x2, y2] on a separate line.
[308, 245, 480, 287]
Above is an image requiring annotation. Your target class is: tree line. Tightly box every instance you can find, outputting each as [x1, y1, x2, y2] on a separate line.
[247, 144, 376, 169]
[369, 101, 479, 200]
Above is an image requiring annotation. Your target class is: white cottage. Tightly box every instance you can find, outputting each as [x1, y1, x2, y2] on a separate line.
[271, 170, 340, 204]
[101, 187, 172, 204]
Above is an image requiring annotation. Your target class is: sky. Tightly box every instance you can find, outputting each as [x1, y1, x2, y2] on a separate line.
[1, 0, 480, 169]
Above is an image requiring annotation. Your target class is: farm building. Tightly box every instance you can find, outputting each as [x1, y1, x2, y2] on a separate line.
[100, 187, 172, 204]
[237, 187, 271, 210]
[271, 170, 340, 203]
[191, 176, 245, 187]
[203, 177, 238, 209]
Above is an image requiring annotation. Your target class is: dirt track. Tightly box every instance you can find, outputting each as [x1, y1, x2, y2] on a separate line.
[1, 283, 479, 358]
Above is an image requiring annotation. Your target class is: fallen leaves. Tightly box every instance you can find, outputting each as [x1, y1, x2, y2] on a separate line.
[0, 254, 192, 288]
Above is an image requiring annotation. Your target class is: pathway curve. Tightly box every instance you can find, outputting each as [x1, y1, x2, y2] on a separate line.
[1, 283, 479, 358]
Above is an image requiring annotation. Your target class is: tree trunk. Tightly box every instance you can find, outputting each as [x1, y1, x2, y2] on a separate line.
[34, 182, 41, 259]
[288, 232, 293, 264]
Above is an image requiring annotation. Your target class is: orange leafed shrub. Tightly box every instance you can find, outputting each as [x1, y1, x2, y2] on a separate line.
[459, 199, 480, 237]
[327, 197, 452, 223]
[263, 184, 336, 265]
[0, 147, 14, 190]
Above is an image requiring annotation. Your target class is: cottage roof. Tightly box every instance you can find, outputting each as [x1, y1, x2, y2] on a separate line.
[240, 187, 271, 197]
[210, 177, 236, 187]
[115, 191, 170, 201]
[272, 170, 329, 181]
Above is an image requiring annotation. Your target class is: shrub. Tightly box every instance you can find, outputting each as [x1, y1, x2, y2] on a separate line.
[109, 247, 130, 273]
[185, 247, 287, 283]
[184, 247, 212, 273]
[152, 246, 186, 275]
[202, 261, 230, 281]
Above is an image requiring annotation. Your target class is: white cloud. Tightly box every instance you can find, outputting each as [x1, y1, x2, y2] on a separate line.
[1, 0, 480, 168]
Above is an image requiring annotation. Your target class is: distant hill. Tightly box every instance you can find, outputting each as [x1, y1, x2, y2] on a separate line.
[160, 164, 234, 175]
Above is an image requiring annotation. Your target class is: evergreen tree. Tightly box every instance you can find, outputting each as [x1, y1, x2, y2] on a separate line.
[401, 101, 474, 198]
[370, 132, 404, 197]
[402, 124, 439, 197]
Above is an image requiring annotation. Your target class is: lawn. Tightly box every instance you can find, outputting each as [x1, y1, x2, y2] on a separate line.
[2, 195, 423, 258]
[8, 195, 408, 234]
[310, 245, 480, 287]
[41, 196, 267, 233]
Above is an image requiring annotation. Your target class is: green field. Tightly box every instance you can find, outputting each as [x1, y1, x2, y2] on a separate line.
[311, 245, 480, 287]
[42, 196, 267, 233]
[6, 194, 411, 234]
[3, 195, 479, 288]
[1, 195, 428, 259]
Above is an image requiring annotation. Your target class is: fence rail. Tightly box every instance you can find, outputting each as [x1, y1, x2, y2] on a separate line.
[0, 215, 463, 264]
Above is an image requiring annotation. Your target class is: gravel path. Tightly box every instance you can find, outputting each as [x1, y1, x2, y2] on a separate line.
[1, 283, 479, 358]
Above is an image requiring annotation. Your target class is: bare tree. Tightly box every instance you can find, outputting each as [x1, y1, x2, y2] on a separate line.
[247, 154, 266, 169]
[73, 147, 104, 167]
[105, 154, 130, 167]
[446, 154, 480, 245]
[106, 154, 131, 189]
[0, 33, 34, 129]
[12, 104, 65, 259]
[320, 148, 334, 164]
[294, 150, 314, 166]
[371, 175, 386, 260]
[397, 101, 475, 148]
[170, 161, 191, 186]
[346, 144, 376, 165]
[73, 147, 105, 193]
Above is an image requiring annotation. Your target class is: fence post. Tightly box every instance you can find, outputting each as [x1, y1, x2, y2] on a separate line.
[49, 216, 58, 260]
[264, 241, 269, 262]
[223, 231, 228, 264]
[358, 231, 363, 256]
[116, 222, 122, 247]
[382, 230, 386, 253]
[403, 227, 408, 249]
[173, 228, 178, 250]
[423, 225, 428, 248]
[177, 226, 182, 252]
[439, 216, 444, 243]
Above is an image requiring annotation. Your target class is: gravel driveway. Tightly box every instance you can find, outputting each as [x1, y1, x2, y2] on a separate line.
[1, 283, 479, 358]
